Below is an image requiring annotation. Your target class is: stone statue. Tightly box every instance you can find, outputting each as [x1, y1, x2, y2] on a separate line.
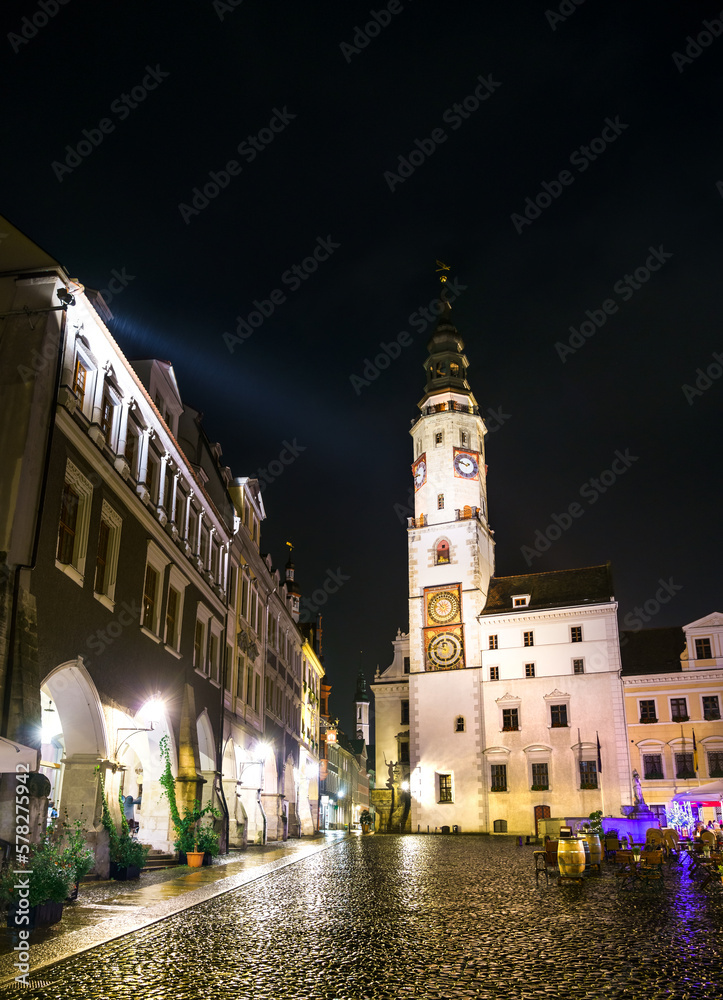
[632, 769, 645, 808]
[383, 755, 398, 790]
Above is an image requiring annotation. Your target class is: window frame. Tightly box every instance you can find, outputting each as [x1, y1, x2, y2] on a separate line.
[438, 772, 453, 803]
[525, 662, 535, 678]
[579, 759, 598, 789]
[703, 695, 721, 721]
[670, 697, 689, 722]
[94, 500, 123, 610]
[208, 620, 222, 686]
[55, 460, 93, 586]
[531, 762, 549, 790]
[642, 753, 664, 780]
[489, 634, 498, 650]
[695, 637, 713, 660]
[490, 763, 507, 792]
[550, 703, 568, 728]
[639, 699, 657, 723]
[570, 625, 583, 643]
[573, 658, 585, 674]
[489, 665, 499, 681]
[502, 707, 519, 732]
[164, 564, 189, 655]
[523, 630, 534, 647]
[139, 540, 170, 641]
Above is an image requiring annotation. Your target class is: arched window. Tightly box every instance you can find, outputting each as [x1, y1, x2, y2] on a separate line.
[455, 716, 465, 733]
[435, 539, 450, 564]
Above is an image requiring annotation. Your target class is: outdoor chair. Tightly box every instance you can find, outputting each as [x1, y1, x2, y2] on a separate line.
[534, 850, 554, 886]
[637, 849, 664, 891]
[604, 837, 620, 861]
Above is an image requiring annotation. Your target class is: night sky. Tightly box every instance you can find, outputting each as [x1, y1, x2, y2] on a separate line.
[3, 1, 721, 736]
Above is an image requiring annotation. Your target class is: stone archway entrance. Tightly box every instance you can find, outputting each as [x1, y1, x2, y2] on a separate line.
[41, 660, 109, 829]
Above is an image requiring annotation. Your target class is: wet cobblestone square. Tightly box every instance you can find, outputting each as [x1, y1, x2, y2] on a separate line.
[6, 836, 723, 999]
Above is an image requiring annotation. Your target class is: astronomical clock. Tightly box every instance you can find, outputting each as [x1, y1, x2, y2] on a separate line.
[452, 447, 480, 481]
[423, 584, 465, 671]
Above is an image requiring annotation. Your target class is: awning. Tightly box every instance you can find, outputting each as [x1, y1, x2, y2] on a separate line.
[0, 736, 39, 773]
[671, 779, 723, 803]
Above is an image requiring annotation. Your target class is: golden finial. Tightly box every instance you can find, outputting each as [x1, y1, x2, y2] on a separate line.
[435, 259, 450, 285]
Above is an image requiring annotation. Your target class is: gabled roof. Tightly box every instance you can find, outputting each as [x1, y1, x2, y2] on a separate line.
[620, 627, 685, 675]
[480, 564, 614, 615]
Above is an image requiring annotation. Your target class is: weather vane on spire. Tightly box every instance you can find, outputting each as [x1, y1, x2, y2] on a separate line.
[286, 541, 293, 553]
[435, 260, 451, 307]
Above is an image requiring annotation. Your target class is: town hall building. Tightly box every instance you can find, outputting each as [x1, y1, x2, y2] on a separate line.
[372, 283, 633, 836]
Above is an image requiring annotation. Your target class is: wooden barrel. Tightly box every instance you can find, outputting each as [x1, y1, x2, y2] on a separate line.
[583, 833, 602, 867]
[558, 838, 586, 878]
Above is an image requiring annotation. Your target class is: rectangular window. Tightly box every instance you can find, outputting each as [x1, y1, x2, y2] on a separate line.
[437, 493, 444, 510]
[246, 666, 253, 705]
[490, 764, 507, 792]
[639, 700, 657, 723]
[209, 631, 219, 684]
[166, 587, 179, 647]
[675, 752, 695, 778]
[523, 631, 534, 647]
[643, 754, 663, 780]
[573, 658, 584, 674]
[489, 635, 498, 650]
[73, 358, 87, 408]
[147, 456, 158, 504]
[57, 483, 79, 564]
[125, 429, 138, 478]
[194, 619, 206, 670]
[438, 774, 452, 803]
[579, 760, 598, 788]
[550, 704, 568, 728]
[401, 700, 410, 725]
[708, 751, 723, 777]
[460, 431, 468, 447]
[490, 665, 499, 681]
[254, 674, 260, 711]
[695, 637, 712, 659]
[703, 696, 721, 721]
[513, 596, 528, 607]
[670, 698, 688, 722]
[100, 395, 114, 446]
[95, 519, 110, 594]
[403, 656, 410, 674]
[532, 762, 549, 789]
[525, 663, 535, 678]
[142, 564, 158, 631]
[200, 529, 209, 569]
[435, 432, 443, 445]
[502, 708, 518, 731]
[400, 741, 410, 764]
[570, 626, 583, 643]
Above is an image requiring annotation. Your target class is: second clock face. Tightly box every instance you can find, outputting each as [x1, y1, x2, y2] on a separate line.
[453, 448, 480, 480]
[428, 631, 463, 668]
[427, 590, 460, 624]
[412, 454, 427, 491]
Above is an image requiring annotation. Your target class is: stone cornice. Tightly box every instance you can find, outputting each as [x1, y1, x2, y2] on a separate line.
[623, 670, 723, 686]
[478, 603, 616, 626]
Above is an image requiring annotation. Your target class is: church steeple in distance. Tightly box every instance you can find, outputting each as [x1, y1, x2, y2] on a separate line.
[354, 664, 370, 744]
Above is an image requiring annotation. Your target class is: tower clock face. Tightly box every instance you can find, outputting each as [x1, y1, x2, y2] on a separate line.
[412, 454, 427, 491]
[428, 631, 463, 668]
[427, 590, 460, 624]
[453, 448, 480, 480]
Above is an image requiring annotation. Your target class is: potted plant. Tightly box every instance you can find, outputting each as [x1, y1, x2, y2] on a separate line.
[50, 813, 95, 900]
[359, 810, 373, 834]
[98, 774, 149, 880]
[196, 824, 221, 865]
[2, 837, 75, 931]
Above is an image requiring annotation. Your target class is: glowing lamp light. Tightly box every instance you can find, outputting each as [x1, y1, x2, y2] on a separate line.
[401, 781, 410, 791]
[254, 741, 271, 762]
[138, 698, 164, 726]
[41, 702, 60, 744]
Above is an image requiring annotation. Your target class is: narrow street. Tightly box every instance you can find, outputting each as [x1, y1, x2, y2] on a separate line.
[3, 836, 723, 999]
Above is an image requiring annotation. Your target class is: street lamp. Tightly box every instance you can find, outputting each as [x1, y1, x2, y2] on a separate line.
[114, 697, 164, 760]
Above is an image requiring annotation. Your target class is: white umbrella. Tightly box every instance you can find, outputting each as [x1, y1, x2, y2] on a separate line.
[671, 780, 723, 802]
[0, 736, 39, 773]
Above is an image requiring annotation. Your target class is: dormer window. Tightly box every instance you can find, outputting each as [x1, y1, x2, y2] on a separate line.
[513, 594, 530, 608]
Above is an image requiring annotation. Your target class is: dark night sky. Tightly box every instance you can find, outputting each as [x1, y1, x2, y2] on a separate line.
[3, 0, 721, 736]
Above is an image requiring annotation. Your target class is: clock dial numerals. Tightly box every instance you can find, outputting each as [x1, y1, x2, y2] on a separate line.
[412, 454, 427, 491]
[453, 448, 480, 480]
[427, 590, 460, 624]
[428, 631, 462, 668]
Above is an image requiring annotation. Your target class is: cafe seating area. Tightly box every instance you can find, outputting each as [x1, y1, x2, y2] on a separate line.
[536, 825, 722, 893]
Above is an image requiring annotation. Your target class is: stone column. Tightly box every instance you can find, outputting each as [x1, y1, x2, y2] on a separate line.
[136, 428, 153, 503]
[156, 453, 169, 525]
[113, 397, 134, 478]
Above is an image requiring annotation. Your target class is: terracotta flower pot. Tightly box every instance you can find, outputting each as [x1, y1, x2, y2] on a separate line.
[186, 850, 204, 868]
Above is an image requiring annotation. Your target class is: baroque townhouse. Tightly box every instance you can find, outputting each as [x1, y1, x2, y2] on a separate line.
[0, 216, 321, 863]
[622, 613, 723, 824]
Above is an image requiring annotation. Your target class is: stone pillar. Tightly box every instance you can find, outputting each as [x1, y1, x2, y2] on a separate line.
[169, 471, 180, 535]
[156, 453, 169, 526]
[136, 428, 153, 503]
[113, 397, 134, 478]
[87, 364, 108, 445]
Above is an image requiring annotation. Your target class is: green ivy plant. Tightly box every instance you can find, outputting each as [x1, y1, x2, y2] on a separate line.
[159, 735, 221, 856]
[50, 812, 95, 883]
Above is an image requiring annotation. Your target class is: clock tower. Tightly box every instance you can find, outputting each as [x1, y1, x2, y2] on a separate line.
[407, 278, 495, 676]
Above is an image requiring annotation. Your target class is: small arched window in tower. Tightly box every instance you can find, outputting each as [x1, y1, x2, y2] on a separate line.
[455, 716, 465, 733]
[450, 362, 460, 378]
[435, 539, 450, 565]
[437, 493, 444, 510]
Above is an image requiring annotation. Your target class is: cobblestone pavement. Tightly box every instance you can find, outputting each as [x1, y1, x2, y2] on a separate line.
[4, 836, 723, 999]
